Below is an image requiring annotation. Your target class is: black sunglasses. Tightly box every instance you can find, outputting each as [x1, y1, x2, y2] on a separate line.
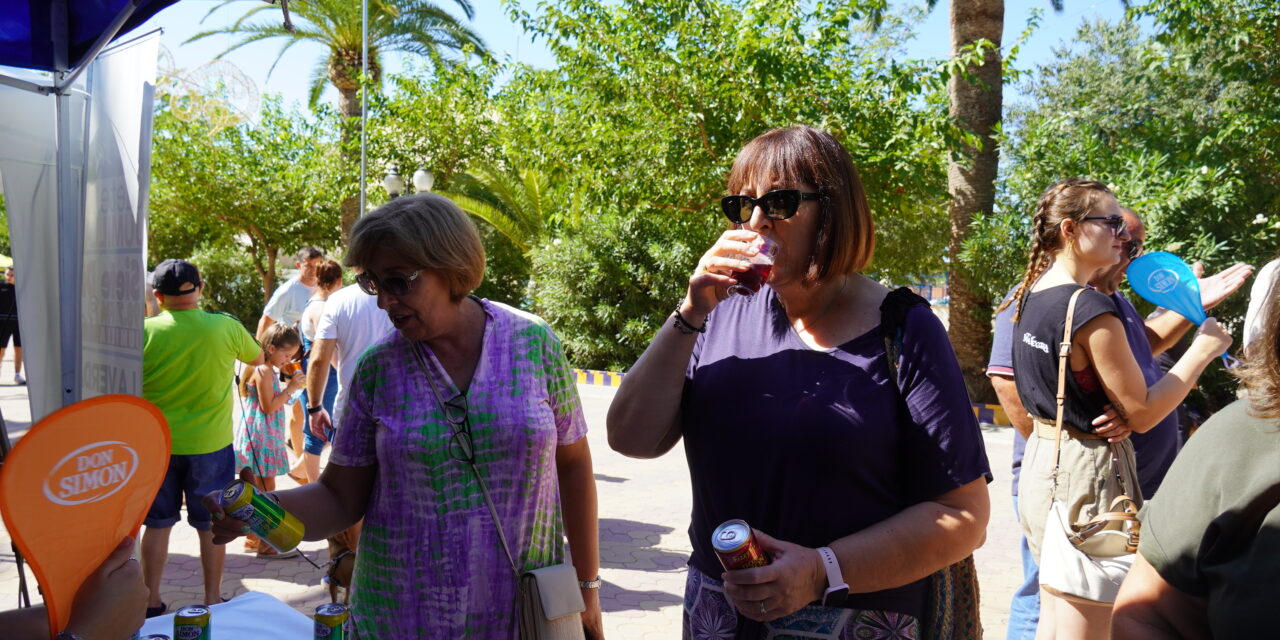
[356, 269, 422, 296]
[720, 189, 822, 225]
[1082, 215, 1128, 238]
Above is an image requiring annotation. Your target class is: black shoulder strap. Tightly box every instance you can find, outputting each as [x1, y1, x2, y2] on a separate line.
[880, 287, 930, 383]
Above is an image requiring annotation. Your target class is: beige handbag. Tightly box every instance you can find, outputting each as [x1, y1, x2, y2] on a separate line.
[518, 564, 588, 639]
[1037, 288, 1141, 604]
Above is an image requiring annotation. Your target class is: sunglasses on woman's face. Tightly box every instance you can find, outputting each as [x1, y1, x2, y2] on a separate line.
[1123, 238, 1143, 261]
[356, 269, 422, 296]
[720, 189, 822, 225]
[1082, 215, 1129, 238]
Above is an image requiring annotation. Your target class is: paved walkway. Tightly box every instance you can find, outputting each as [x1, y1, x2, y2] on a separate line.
[0, 366, 1021, 638]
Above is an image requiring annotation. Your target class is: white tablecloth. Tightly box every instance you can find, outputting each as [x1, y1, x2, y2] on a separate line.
[137, 591, 314, 639]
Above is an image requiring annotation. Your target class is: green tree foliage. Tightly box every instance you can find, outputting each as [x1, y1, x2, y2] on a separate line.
[149, 97, 343, 304]
[187, 0, 488, 113]
[0, 193, 9, 256]
[482, 0, 960, 369]
[441, 161, 558, 254]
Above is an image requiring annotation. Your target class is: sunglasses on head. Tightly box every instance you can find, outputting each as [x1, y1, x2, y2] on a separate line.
[356, 269, 422, 296]
[1082, 215, 1128, 238]
[720, 189, 822, 225]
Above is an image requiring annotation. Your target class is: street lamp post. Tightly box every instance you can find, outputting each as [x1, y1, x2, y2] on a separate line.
[382, 166, 405, 199]
[412, 166, 434, 193]
[383, 165, 433, 200]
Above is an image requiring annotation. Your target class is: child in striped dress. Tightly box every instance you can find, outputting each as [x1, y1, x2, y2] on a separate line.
[234, 322, 305, 557]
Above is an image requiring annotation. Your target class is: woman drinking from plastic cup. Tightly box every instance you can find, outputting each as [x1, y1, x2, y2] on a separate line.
[608, 125, 992, 638]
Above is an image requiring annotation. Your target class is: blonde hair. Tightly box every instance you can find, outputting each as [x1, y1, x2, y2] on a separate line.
[726, 126, 875, 283]
[997, 178, 1115, 323]
[1236, 285, 1280, 418]
[239, 323, 301, 398]
[345, 193, 485, 302]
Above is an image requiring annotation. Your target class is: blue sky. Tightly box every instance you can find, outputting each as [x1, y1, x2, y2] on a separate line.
[131, 0, 1131, 114]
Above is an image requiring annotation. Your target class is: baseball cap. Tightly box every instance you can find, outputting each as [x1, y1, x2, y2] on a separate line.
[151, 259, 202, 296]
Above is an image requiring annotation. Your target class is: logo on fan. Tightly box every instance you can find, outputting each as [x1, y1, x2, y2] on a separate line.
[43, 441, 138, 506]
[1147, 269, 1179, 294]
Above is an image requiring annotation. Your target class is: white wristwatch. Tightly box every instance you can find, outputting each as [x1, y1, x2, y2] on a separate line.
[816, 546, 849, 607]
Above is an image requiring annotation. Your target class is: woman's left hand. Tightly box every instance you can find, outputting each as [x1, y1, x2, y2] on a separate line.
[721, 529, 826, 622]
[581, 586, 605, 639]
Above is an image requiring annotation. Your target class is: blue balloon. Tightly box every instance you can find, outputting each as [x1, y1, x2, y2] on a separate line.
[1127, 251, 1206, 325]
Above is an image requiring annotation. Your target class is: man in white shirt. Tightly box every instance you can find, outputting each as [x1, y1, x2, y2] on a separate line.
[257, 246, 325, 468]
[304, 282, 394, 455]
[257, 247, 324, 337]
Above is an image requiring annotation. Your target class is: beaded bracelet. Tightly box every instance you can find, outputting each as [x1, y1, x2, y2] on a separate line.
[672, 305, 707, 334]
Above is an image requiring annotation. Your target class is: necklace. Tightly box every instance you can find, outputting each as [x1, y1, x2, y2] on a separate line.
[784, 276, 849, 334]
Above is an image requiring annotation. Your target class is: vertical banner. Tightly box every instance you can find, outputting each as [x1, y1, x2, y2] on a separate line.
[80, 34, 159, 399]
[0, 75, 85, 422]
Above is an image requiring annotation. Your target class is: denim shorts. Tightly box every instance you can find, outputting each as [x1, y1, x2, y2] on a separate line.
[302, 365, 339, 455]
[145, 445, 236, 531]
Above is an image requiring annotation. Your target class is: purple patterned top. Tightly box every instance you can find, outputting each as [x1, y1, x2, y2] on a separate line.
[330, 298, 588, 639]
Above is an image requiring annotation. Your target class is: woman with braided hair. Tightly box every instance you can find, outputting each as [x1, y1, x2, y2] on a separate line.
[1000, 178, 1231, 639]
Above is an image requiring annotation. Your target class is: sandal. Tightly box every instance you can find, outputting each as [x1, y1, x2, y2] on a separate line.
[145, 602, 168, 618]
[257, 545, 299, 559]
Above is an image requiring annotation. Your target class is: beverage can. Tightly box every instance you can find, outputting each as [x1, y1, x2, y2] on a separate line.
[712, 519, 770, 570]
[219, 479, 306, 553]
[173, 605, 211, 640]
[314, 602, 350, 639]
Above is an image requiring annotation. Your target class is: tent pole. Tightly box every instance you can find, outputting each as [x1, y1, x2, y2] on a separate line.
[54, 86, 83, 407]
[54, 0, 140, 93]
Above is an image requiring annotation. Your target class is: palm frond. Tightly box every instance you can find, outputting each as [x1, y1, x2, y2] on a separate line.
[440, 191, 533, 253]
[307, 58, 330, 111]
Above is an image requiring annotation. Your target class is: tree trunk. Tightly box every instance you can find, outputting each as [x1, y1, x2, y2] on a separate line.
[332, 52, 379, 246]
[947, 0, 1003, 405]
[338, 84, 362, 245]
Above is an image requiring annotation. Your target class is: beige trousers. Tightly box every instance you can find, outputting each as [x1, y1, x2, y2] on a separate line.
[1018, 420, 1141, 561]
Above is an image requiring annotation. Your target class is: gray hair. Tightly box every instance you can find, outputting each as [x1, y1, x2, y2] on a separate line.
[345, 193, 485, 302]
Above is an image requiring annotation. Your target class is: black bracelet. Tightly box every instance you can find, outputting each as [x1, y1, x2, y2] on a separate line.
[672, 306, 707, 334]
[307, 405, 323, 415]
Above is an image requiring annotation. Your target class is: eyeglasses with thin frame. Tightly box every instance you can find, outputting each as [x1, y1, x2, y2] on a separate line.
[356, 269, 422, 296]
[437, 392, 476, 464]
[720, 189, 822, 225]
[1082, 215, 1128, 238]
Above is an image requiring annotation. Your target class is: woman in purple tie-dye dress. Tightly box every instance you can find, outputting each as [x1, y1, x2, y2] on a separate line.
[205, 194, 602, 640]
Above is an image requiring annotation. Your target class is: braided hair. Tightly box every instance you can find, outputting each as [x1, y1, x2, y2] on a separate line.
[997, 178, 1114, 324]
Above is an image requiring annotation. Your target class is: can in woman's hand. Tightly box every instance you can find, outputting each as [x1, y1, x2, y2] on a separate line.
[219, 480, 306, 553]
[712, 519, 771, 571]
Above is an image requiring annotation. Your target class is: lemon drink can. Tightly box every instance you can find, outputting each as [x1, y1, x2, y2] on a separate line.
[219, 479, 306, 554]
[173, 605, 211, 640]
[314, 603, 351, 639]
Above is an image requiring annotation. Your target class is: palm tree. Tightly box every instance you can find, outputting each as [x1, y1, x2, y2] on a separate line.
[440, 161, 566, 254]
[928, 0, 1124, 402]
[188, 0, 489, 240]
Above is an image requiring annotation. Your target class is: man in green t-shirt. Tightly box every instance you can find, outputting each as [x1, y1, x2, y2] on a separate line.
[140, 259, 262, 616]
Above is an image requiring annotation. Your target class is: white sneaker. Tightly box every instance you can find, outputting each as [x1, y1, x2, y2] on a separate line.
[14, 373, 24, 385]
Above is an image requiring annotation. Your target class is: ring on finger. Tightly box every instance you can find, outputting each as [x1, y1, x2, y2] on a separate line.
[759, 600, 767, 615]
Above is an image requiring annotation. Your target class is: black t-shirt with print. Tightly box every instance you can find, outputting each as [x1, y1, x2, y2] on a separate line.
[1013, 284, 1118, 431]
